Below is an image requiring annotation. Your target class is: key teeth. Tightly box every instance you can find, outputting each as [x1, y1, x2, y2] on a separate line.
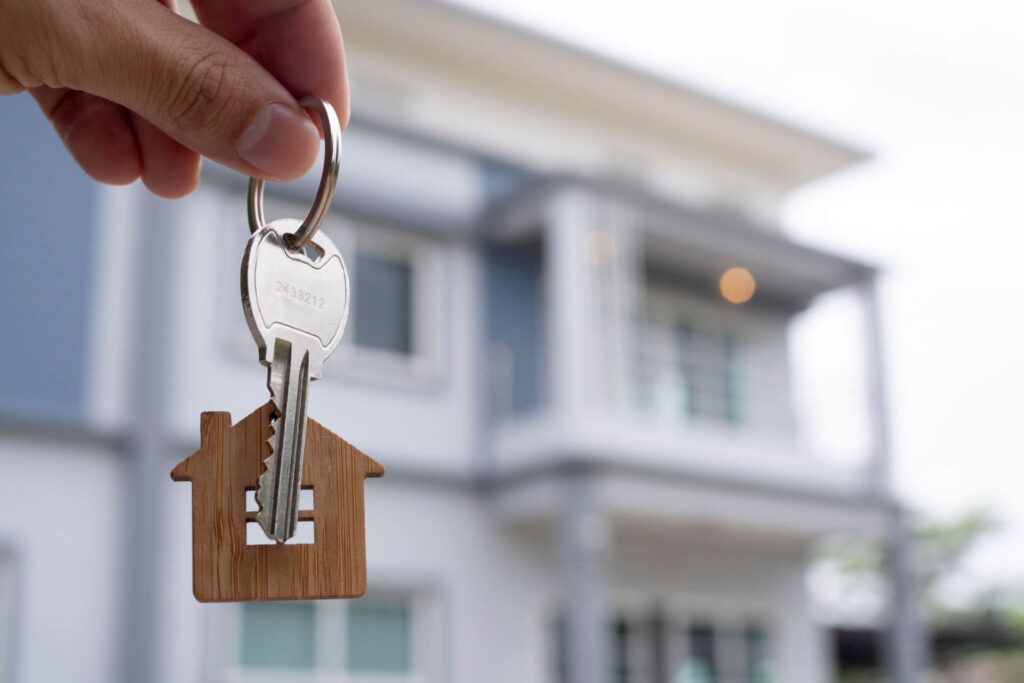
[254, 403, 283, 535]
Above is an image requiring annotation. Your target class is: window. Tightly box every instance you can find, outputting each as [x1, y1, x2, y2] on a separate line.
[339, 222, 441, 383]
[347, 598, 413, 674]
[233, 595, 425, 680]
[685, 621, 717, 682]
[240, 602, 315, 670]
[353, 251, 413, 355]
[635, 289, 748, 428]
[553, 611, 772, 683]
[671, 620, 772, 683]
[674, 325, 741, 425]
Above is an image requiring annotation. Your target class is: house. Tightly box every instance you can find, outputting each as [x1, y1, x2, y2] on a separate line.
[0, 0, 925, 682]
[170, 404, 385, 602]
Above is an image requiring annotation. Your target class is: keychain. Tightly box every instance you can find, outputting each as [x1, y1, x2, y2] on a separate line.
[171, 96, 384, 602]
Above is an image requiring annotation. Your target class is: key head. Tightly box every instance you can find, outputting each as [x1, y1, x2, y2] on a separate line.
[242, 219, 349, 376]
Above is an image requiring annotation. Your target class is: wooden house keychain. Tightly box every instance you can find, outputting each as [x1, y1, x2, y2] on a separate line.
[171, 96, 384, 602]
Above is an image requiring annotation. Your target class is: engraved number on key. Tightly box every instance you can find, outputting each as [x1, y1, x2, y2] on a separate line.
[241, 219, 349, 542]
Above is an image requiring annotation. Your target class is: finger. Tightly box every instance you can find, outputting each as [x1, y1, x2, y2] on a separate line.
[191, 0, 349, 127]
[131, 114, 202, 199]
[44, 0, 320, 180]
[31, 87, 141, 186]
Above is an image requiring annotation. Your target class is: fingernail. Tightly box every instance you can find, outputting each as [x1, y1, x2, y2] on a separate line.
[238, 103, 319, 179]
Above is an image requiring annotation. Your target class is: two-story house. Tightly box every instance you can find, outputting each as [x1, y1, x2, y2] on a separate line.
[0, 1, 921, 682]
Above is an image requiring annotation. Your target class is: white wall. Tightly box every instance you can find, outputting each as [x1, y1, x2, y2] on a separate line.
[0, 433, 123, 683]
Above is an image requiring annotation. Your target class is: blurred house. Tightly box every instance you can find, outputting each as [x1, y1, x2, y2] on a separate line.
[0, 1, 919, 682]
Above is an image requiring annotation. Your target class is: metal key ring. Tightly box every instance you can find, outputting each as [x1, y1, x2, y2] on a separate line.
[247, 95, 341, 251]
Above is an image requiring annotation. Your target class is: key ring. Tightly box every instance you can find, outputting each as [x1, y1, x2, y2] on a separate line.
[247, 95, 341, 251]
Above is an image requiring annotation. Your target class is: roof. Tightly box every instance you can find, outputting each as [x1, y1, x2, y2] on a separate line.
[336, 0, 869, 188]
[492, 175, 875, 308]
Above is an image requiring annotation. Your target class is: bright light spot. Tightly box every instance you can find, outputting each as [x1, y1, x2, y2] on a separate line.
[719, 267, 756, 304]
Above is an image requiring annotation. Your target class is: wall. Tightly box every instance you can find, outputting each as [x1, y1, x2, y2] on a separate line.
[0, 432, 123, 683]
[0, 94, 97, 422]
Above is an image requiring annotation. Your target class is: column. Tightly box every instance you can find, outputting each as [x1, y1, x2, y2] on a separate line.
[543, 190, 595, 431]
[858, 275, 893, 494]
[884, 505, 929, 682]
[858, 275, 929, 681]
[559, 467, 612, 683]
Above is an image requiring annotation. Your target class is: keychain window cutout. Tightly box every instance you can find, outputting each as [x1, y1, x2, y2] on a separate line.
[247, 520, 314, 546]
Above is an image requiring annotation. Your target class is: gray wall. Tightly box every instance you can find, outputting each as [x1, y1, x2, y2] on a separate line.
[0, 94, 97, 422]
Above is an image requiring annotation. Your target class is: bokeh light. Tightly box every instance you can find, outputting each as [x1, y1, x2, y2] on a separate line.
[719, 266, 757, 304]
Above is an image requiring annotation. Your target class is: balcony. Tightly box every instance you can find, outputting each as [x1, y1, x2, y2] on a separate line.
[484, 179, 890, 516]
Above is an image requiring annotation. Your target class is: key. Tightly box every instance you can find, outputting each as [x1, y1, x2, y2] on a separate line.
[241, 218, 350, 542]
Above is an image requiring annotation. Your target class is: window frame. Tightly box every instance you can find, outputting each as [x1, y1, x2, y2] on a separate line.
[331, 217, 443, 386]
[217, 589, 436, 683]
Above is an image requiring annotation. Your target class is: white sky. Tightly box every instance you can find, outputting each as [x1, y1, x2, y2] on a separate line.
[453, 0, 1024, 593]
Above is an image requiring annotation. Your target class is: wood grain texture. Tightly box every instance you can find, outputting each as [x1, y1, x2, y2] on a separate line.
[171, 403, 384, 602]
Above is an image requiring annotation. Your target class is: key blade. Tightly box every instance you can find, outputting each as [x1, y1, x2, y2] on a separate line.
[255, 338, 310, 543]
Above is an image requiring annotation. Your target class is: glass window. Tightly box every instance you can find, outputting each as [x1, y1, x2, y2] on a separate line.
[744, 624, 770, 683]
[554, 611, 770, 683]
[347, 598, 413, 673]
[240, 602, 315, 670]
[686, 621, 718, 683]
[634, 301, 746, 429]
[675, 324, 741, 425]
[353, 251, 413, 355]
[237, 596, 420, 677]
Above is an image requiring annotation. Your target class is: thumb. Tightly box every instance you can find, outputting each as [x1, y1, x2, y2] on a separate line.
[59, 0, 321, 180]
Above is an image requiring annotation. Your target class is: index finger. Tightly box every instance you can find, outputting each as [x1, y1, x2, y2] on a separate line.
[190, 0, 349, 127]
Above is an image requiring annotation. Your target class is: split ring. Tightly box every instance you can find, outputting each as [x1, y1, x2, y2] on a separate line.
[247, 95, 341, 251]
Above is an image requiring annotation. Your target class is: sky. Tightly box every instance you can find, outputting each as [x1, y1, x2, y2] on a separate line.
[452, 0, 1024, 594]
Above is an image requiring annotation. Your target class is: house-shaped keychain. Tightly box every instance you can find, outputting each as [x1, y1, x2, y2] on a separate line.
[171, 403, 384, 602]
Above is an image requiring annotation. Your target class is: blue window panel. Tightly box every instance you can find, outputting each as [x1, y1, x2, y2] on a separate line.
[240, 602, 315, 670]
[346, 598, 412, 673]
[353, 252, 413, 354]
[0, 94, 95, 422]
[485, 243, 545, 414]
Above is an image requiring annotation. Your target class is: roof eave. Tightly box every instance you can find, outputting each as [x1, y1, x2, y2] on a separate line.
[337, 0, 869, 186]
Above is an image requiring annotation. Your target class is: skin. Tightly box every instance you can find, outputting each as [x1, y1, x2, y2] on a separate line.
[0, 0, 348, 198]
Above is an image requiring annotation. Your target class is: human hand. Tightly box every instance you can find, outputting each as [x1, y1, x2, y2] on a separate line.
[0, 0, 347, 198]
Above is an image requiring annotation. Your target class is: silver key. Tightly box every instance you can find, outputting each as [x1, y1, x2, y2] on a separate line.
[242, 219, 349, 542]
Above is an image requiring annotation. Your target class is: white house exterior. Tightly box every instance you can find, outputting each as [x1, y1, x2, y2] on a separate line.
[0, 1, 920, 682]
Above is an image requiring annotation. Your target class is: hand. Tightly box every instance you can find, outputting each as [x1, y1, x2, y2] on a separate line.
[0, 0, 348, 198]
